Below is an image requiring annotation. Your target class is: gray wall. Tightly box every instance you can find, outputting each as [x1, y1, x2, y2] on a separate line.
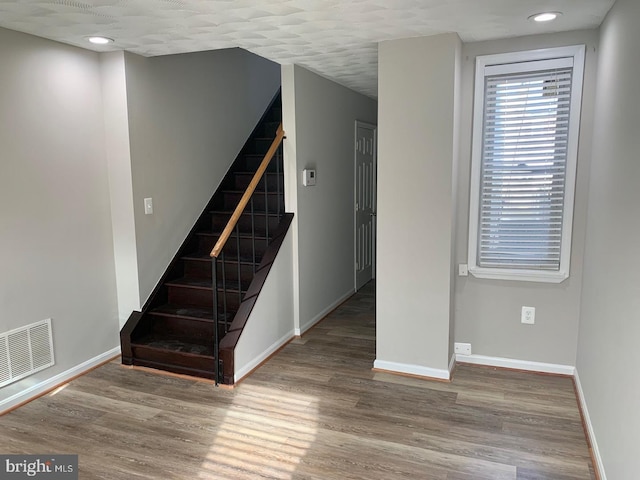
[124, 49, 281, 304]
[0, 28, 119, 401]
[281, 65, 377, 333]
[376, 34, 461, 374]
[577, 0, 640, 476]
[454, 30, 599, 366]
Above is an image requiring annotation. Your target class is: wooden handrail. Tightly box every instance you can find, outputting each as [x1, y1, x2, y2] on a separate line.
[210, 124, 285, 258]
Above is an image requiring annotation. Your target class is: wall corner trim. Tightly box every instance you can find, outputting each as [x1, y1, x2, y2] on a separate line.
[294, 288, 355, 336]
[0, 346, 121, 415]
[373, 359, 451, 381]
[448, 353, 456, 375]
[455, 354, 575, 376]
[574, 370, 607, 480]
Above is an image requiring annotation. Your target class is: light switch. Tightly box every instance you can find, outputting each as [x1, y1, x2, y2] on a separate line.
[144, 198, 153, 215]
[302, 169, 316, 186]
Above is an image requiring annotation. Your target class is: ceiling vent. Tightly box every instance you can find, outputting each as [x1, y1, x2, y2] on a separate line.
[0, 319, 55, 388]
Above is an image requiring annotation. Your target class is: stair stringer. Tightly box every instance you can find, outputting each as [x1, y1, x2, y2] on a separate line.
[218, 214, 294, 384]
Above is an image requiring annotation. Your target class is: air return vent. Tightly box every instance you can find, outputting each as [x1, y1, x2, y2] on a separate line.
[0, 319, 54, 388]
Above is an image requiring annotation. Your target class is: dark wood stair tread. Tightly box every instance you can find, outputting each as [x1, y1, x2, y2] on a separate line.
[150, 304, 213, 321]
[165, 276, 212, 290]
[149, 304, 236, 325]
[195, 231, 269, 239]
[132, 333, 214, 357]
[182, 251, 257, 264]
[182, 252, 214, 261]
[222, 190, 281, 195]
[209, 209, 281, 217]
[165, 276, 247, 294]
[210, 209, 281, 213]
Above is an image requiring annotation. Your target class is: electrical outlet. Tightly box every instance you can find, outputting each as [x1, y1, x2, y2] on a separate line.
[521, 306, 535, 324]
[454, 342, 472, 355]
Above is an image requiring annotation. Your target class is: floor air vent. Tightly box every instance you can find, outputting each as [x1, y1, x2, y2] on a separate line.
[0, 319, 55, 388]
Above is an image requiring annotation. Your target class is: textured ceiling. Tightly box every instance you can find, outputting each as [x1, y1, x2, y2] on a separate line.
[0, 0, 614, 98]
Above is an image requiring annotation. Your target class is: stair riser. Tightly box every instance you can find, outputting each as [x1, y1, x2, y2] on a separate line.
[131, 345, 214, 372]
[168, 287, 213, 308]
[243, 138, 277, 155]
[148, 315, 227, 339]
[131, 359, 217, 381]
[223, 192, 284, 214]
[183, 260, 255, 289]
[219, 263, 256, 286]
[214, 274, 252, 292]
[242, 155, 283, 173]
[214, 291, 242, 313]
[167, 286, 242, 311]
[183, 260, 211, 279]
[260, 122, 280, 138]
[196, 235, 268, 259]
[211, 213, 280, 236]
[233, 172, 283, 191]
[266, 108, 282, 123]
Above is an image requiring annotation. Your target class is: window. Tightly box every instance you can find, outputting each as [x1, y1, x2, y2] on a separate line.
[468, 46, 585, 283]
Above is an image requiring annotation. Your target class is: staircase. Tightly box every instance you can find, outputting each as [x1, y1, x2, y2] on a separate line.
[120, 92, 292, 385]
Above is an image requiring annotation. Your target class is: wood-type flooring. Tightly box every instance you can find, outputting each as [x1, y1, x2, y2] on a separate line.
[0, 281, 595, 479]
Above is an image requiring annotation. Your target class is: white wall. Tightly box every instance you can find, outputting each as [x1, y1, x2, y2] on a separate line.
[0, 28, 119, 403]
[281, 65, 301, 331]
[376, 33, 461, 376]
[124, 49, 281, 304]
[281, 65, 377, 334]
[454, 30, 599, 367]
[101, 51, 140, 327]
[234, 230, 294, 381]
[576, 0, 640, 476]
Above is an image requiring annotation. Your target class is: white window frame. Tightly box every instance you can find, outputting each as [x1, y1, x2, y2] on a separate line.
[468, 45, 585, 283]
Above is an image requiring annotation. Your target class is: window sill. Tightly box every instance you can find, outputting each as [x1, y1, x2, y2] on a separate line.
[469, 266, 569, 284]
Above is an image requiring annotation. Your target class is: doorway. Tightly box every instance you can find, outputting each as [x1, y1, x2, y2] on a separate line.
[354, 121, 377, 291]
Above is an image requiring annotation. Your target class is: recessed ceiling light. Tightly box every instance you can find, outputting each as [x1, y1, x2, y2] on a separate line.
[87, 36, 114, 45]
[529, 12, 562, 22]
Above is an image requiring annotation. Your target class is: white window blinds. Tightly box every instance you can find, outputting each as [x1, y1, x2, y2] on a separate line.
[478, 65, 573, 271]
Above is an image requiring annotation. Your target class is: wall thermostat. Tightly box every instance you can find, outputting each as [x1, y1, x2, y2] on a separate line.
[302, 169, 316, 186]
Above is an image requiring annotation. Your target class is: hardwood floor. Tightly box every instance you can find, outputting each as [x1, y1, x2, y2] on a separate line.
[0, 282, 595, 479]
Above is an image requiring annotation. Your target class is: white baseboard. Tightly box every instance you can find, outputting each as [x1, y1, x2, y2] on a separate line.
[574, 370, 607, 480]
[455, 353, 575, 376]
[294, 288, 355, 336]
[373, 359, 451, 381]
[234, 330, 294, 383]
[0, 346, 121, 414]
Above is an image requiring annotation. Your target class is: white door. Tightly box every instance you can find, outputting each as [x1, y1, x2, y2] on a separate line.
[355, 121, 377, 291]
